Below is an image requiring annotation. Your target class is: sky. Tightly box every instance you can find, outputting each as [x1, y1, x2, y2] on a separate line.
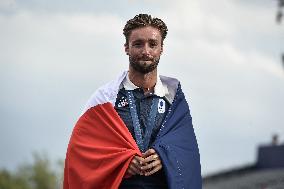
[0, 0, 284, 176]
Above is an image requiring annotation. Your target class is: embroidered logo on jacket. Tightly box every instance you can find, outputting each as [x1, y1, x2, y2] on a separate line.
[158, 99, 166, 113]
[117, 96, 128, 108]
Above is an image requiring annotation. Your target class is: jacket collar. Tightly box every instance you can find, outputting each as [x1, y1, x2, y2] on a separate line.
[122, 72, 170, 100]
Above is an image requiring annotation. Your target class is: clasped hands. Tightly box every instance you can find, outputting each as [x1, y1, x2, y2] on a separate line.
[126, 148, 162, 177]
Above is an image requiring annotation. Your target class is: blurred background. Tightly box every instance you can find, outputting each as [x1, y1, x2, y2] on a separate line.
[0, 0, 283, 188]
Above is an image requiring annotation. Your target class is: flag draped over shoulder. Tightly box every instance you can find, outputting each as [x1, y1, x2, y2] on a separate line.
[63, 71, 202, 189]
[152, 81, 202, 189]
[63, 71, 141, 189]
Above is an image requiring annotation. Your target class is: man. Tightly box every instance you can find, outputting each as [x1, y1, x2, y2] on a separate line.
[64, 14, 201, 189]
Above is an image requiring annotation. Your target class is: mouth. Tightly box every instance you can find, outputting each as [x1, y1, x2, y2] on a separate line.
[139, 60, 153, 64]
[139, 56, 153, 61]
[139, 58, 153, 62]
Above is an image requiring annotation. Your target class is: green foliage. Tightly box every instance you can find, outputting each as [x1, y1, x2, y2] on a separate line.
[0, 152, 63, 189]
[0, 169, 30, 189]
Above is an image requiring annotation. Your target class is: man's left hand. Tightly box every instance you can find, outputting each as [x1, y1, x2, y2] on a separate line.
[141, 148, 162, 176]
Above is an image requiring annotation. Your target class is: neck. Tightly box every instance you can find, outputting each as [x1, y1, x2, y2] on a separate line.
[128, 67, 157, 93]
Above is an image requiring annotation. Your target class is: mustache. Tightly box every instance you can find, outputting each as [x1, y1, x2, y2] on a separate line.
[138, 56, 154, 61]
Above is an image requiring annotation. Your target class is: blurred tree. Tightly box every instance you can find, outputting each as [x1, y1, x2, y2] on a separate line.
[0, 152, 63, 189]
[0, 169, 30, 189]
[275, 0, 284, 67]
[30, 152, 57, 189]
[276, 0, 284, 23]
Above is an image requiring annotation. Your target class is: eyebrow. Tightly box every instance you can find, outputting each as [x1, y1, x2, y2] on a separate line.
[149, 39, 158, 43]
[132, 39, 144, 43]
[132, 39, 159, 43]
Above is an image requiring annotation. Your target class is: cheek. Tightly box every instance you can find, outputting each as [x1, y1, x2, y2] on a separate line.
[153, 50, 162, 57]
[129, 51, 140, 57]
[129, 48, 140, 54]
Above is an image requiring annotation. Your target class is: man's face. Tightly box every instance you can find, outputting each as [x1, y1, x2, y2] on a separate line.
[125, 26, 163, 74]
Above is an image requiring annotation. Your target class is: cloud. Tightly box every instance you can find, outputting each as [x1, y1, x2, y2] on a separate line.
[153, 0, 284, 174]
[0, 0, 283, 175]
[0, 10, 128, 171]
[0, 0, 16, 10]
[64, 13, 123, 37]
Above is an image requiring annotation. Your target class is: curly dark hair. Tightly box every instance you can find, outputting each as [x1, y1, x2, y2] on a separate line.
[123, 14, 168, 45]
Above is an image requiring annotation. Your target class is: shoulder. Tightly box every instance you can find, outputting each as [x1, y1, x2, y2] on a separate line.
[160, 75, 180, 90]
[159, 75, 180, 103]
[82, 71, 127, 113]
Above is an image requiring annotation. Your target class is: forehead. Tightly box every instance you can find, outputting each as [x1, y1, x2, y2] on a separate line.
[128, 26, 162, 42]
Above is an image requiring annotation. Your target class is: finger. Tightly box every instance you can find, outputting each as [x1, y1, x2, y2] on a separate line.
[131, 156, 145, 170]
[131, 157, 139, 167]
[144, 164, 162, 176]
[143, 154, 159, 164]
[141, 159, 161, 171]
[142, 148, 156, 158]
[133, 156, 144, 165]
[130, 159, 142, 175]
[129, 164, 141, 175]
[127, 167, 136, 176]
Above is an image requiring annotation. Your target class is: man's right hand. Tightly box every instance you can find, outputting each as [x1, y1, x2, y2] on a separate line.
[126, 156, 144, 176]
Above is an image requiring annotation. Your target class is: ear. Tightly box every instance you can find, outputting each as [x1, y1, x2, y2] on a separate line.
[124, 43, 129, 55]
[160, 45, 163, 54]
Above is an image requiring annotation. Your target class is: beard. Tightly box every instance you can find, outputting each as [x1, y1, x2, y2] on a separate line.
[129, 55, 160, 74]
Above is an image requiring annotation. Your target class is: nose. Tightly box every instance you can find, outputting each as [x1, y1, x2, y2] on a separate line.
[141, 44, 151, 56]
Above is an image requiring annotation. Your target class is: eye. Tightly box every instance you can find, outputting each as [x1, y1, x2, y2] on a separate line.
[132, 42, 142, 47]
[149, 42, 158, 48]
[149, 40, 159, 48]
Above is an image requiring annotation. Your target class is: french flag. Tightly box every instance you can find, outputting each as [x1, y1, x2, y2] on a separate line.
[63, 71, 202, 189]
